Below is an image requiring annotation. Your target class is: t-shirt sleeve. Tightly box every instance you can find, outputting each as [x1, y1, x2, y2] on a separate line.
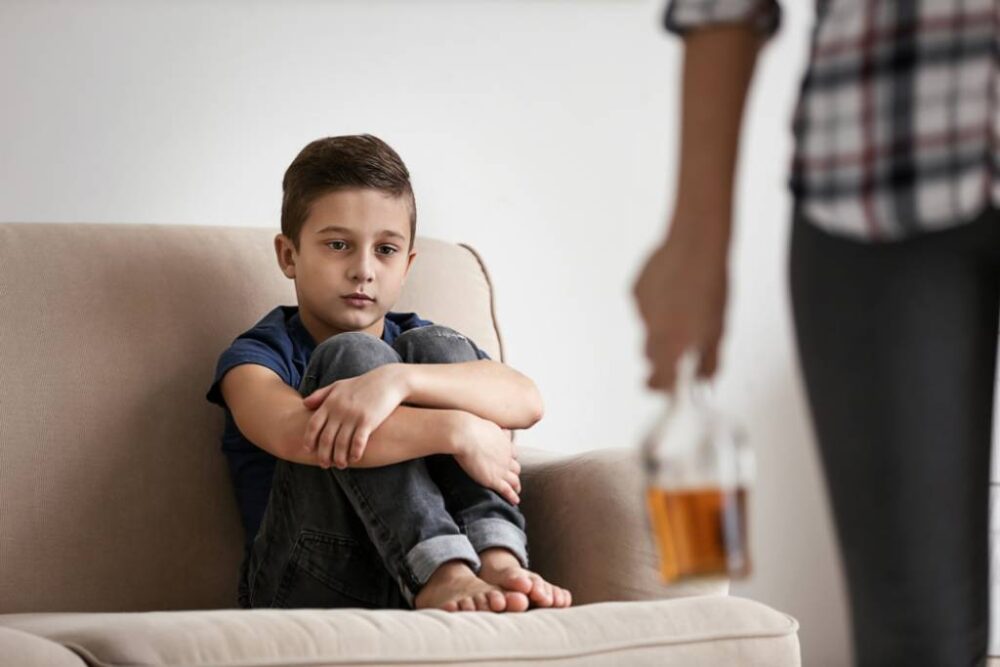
[205, 337, 292, 410]
[662, 0, 782, 43]
[473, 343, 492, 361]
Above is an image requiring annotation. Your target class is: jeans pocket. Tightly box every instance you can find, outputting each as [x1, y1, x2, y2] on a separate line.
[271, 528, 391, 609]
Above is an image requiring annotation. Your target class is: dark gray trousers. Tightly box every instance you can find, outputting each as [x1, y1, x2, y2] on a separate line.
[790, 203, 1000, 667]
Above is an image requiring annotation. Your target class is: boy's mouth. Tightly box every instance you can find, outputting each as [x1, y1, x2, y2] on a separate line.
[342, 292, 375, 307]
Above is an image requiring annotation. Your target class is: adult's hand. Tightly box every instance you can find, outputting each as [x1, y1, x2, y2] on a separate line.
[632, 213, 729, 393]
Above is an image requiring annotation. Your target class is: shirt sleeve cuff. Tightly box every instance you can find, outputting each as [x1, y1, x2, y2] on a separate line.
[662, 0, 782, 42]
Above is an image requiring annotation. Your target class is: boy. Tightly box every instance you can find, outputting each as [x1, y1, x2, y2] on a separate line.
[205, 134, 572, 612]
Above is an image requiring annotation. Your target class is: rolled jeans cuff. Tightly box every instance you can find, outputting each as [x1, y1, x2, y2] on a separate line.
[467, 518, 529, 569]
[402, 534, 481, 606]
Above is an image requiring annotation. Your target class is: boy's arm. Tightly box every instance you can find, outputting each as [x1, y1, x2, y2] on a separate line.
[220, 363, 521, 503]
[395, 359, 544, 430]
[220, 363, 465, 467]
[300, 360, 543, 430]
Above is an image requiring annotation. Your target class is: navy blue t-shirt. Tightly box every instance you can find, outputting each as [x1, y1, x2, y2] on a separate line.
[205, 305, 491, 549]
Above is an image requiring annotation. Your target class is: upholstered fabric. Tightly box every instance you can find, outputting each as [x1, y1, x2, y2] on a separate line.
[0, 626, 86, 666]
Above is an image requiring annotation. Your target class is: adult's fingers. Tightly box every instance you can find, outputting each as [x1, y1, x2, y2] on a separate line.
[646, 367, 675, 393]
[698, 337, 721, 379]
[645, 331, 687, 369]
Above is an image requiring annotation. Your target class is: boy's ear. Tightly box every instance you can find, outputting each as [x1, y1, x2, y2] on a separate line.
[402, 248, 417, 283]
[275, 234, 296, 279]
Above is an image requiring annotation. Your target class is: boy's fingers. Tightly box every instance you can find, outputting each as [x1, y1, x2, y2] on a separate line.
[502, 482, 520, 505]
[304, 384, 333, 404]
[318, 422, 341, 469]
[304, 412, 326, 451]
[334, 423, 355, 469]
[507, 471, 521, 493]
[350, 428, 369, 462]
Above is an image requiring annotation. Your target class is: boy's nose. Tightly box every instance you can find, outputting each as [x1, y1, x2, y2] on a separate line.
[348, 255, 375, 282]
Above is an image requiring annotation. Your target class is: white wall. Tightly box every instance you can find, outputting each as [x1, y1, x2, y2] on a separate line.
[4, 1, 995, 664]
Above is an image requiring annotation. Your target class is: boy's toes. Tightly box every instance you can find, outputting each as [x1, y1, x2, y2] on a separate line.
[487, 590, 507, 612]
[501, 571, 533, 595]
[504, 590, 530, 612]
[458, 596, 476, 612]
[473, 592, 491, 611]
[528, 575, 554, 607]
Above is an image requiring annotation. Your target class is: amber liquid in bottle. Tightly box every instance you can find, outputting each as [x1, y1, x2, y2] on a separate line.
[645, 485, 751, 582]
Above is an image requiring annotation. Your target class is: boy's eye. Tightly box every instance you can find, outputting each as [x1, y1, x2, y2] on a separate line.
[326, 241, 347, 250]
[377, 245, 398, 255]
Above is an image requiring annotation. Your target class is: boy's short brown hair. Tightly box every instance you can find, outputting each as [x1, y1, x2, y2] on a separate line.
[281, 134, 416, 250]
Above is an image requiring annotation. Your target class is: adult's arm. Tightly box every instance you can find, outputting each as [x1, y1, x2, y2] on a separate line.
[632, 20, 767, 390]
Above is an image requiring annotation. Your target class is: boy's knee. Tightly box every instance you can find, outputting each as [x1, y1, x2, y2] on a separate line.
[308, 332, 399, 381]
[393, 325, 478, 364]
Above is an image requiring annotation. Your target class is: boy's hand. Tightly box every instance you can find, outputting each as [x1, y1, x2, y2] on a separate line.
[301, 364, 407, 469]
[450, 413, 522, 505]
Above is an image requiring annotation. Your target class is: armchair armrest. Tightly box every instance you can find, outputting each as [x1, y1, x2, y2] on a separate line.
[517, 445, 730, 605]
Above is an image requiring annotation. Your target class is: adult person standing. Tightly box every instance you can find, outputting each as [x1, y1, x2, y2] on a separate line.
[632, 1, 1000, 665]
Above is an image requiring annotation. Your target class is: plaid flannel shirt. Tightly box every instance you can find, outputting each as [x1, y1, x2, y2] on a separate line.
[662, 0, 999, 242]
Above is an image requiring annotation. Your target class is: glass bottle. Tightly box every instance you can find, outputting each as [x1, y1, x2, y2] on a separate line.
[642, 348, 755, 583]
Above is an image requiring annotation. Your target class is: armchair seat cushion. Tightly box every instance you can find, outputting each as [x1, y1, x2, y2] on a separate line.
[0, 626, 87, 667]
[0, 595, 799, 666]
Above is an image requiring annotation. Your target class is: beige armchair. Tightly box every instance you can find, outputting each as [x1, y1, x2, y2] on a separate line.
[0, 222, 800, 666]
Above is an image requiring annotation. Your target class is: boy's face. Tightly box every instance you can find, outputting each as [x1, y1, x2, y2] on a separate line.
[276, 187, 416, 344]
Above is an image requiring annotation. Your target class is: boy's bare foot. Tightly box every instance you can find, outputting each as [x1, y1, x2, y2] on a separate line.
[413, 560, 528, 612]
[477, 547, 573, 609]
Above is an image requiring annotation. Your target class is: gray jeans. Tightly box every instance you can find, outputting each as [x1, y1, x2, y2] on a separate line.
[241, 325, 529, 609]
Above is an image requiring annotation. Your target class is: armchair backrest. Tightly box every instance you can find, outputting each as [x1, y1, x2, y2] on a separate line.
[0, 222, 504, 613]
